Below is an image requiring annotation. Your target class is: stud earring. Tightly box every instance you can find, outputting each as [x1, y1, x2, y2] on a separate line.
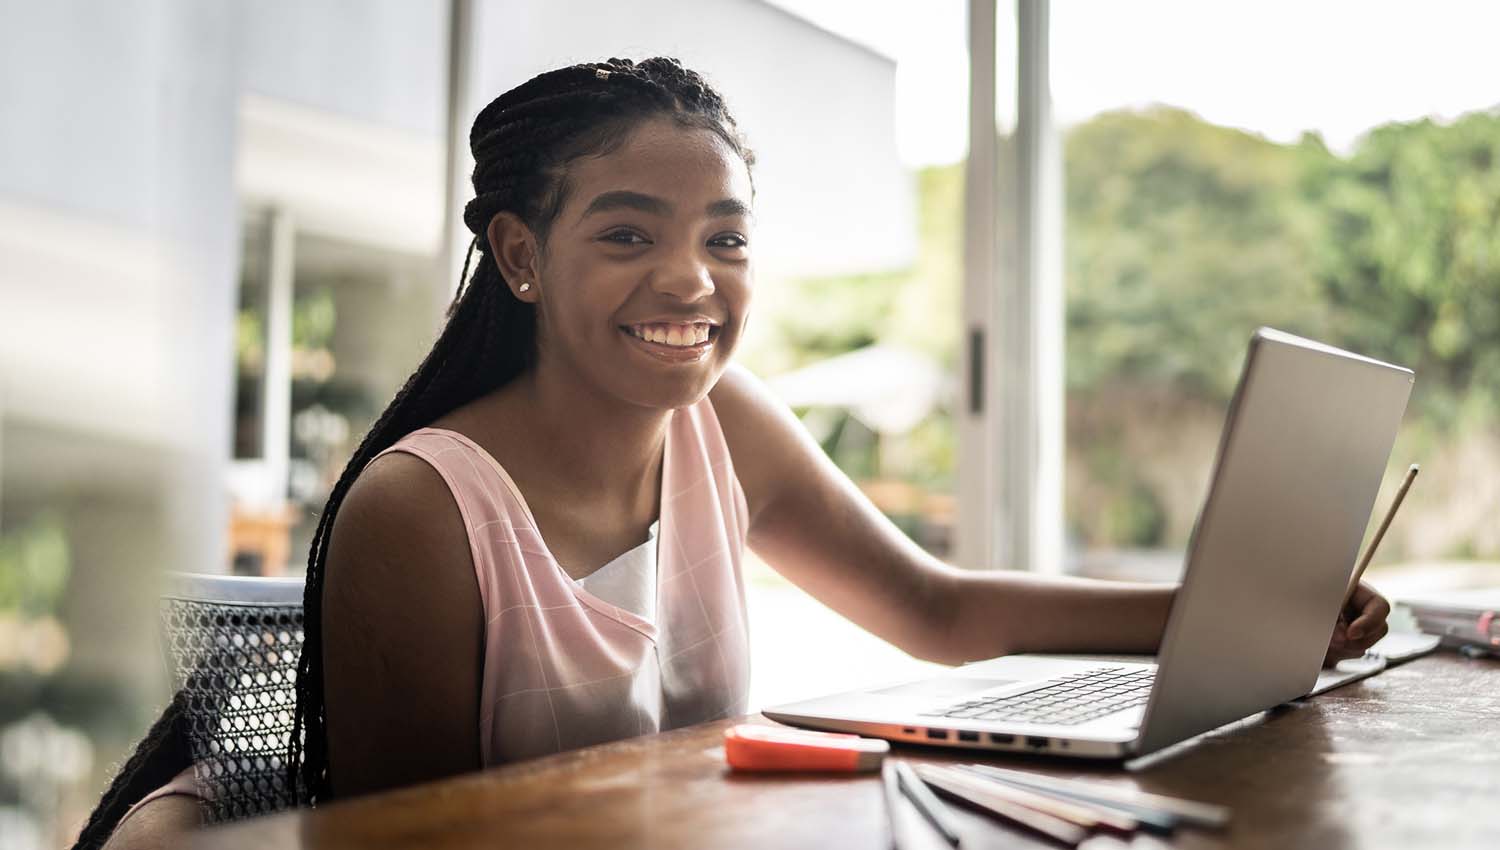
[518, 282, 532, 293]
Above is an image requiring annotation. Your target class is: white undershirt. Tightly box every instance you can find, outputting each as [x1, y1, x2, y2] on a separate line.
[576, 520, 660, 623]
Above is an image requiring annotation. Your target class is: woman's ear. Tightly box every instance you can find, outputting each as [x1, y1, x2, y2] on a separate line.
[486, 212, 541, 302]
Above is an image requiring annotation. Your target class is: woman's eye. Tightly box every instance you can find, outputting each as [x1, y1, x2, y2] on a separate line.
[710, 234, 748, 249]
[601, 230, 649, 245]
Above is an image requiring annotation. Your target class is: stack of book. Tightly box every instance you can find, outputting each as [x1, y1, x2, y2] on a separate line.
[1399, 588, 1500, 658]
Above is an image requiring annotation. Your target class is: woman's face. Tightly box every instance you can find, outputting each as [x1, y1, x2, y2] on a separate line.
[530, 118, 754, 411]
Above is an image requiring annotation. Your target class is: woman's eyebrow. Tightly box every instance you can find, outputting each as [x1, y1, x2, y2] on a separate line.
[581, 190, 672, 219]
[579, 191, 752, 221]
[579, 191, 669, 218]
[707, 198, 753, 219]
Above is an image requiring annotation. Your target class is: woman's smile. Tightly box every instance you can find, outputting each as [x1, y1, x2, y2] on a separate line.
[620, 320, 722, 363]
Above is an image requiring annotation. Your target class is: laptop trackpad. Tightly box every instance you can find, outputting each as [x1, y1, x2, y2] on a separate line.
[872, 678, 1018, 699]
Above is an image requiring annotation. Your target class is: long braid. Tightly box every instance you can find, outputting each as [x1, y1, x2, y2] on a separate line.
[288, 57, 753, 805]
[71, 692, 193, 849]
[289, 267, 506, 803]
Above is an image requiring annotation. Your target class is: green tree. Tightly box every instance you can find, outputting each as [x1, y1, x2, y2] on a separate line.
[1065, 106, 1331, 401]
[1305, 110, 1500, 429]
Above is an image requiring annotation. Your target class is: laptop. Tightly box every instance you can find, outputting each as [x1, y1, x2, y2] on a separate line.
[764, 328, 1414, 760]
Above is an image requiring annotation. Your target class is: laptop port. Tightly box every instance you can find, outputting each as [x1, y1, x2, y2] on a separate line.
[902, 727, 917, 736]
[1026, 736, 1049, 749]
[988, 733, 1015, 745]
[957, 730, 980, 742]
[926, 728, 948, 740]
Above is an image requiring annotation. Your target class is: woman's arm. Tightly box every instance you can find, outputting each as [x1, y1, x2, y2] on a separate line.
[945, 569, 1175, 659]
[321, 452, 485, 797]
[98, 795, 201, 850]
[710, 364, 1176, 665]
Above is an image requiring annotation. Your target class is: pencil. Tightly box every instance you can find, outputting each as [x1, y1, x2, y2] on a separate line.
[894, 761, 963, 846]
[965, 774, 1180, 834]
[931, 765, 1138, 833]
[881, 761, 910, 850]
[1343, 463, 1419, 614]
[914, 764, 1087, 847]
[962, 765, 1228, 828]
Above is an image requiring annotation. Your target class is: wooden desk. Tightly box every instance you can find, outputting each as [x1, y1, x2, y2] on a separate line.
[196, 653, 1498, 849]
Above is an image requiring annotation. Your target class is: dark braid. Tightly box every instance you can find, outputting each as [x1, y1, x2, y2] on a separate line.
[71, 691, 194, 849]
[288, 56, 753, 805]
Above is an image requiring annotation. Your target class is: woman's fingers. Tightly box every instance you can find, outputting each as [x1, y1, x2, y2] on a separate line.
[1324, 583, 1392, 666]
[1345, 582, 1391, 641]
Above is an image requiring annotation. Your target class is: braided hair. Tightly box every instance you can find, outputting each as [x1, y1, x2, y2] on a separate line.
[70, 689, 194, 849]
[72, 57, 752, 847]
[289, 57, 753, 804]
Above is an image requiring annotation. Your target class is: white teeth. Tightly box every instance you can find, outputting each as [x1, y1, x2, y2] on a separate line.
[629, 322, 714, 348]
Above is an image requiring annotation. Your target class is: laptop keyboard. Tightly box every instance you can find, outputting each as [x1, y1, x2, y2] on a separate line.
[920, 666, 1156, 727]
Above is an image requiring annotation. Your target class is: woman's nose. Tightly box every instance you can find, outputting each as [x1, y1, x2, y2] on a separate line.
[651, 246, 716, 302]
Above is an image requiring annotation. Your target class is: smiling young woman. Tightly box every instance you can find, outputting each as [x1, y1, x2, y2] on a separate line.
[78, 56, 1392, 850]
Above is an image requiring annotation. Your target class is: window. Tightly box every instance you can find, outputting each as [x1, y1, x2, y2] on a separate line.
[228, 213, 436, 576]
[1054, 1, 1500, 585]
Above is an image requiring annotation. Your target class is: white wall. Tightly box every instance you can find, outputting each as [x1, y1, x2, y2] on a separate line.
[0, 0, 244, 723]
[236, 0, 451, 254]
[240, 0, 449, 137]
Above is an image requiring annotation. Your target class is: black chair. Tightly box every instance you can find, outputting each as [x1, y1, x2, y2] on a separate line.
[159, 572, 306, 824]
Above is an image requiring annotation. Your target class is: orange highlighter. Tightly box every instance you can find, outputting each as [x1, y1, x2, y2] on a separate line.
[724, 723, 889, 772]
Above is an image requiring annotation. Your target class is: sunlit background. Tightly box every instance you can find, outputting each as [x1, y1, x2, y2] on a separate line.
[2, 1, 1498, 846]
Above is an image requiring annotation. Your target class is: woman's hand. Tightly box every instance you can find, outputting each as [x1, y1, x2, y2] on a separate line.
[1323, 581, 1391, 667]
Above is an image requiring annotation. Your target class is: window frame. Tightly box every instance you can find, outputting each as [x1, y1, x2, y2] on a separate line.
[957, 0, 1065, 574]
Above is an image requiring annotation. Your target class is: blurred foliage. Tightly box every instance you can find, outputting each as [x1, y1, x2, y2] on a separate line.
[0, 516, 69, 618]
[0, 669, 141, 733]
[1067, 105, 1500, 423]
[1307, 111, 1500, 431]
[235, 309, 263, 373]
[775, 269, 904, 365]
[234, 285, 339, 373]
[885, 166, 967, 369]
[1077, 440, 1169, 546]
[292, 286, 337, 351]
[1065, 106, 1331, 400]
[767, 104, 1500, 552]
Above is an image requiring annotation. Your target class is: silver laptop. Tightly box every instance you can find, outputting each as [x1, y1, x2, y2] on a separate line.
[764, 328, 1414, 760]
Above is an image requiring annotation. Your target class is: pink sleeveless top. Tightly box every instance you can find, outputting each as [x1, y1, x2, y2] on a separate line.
[119, 396, 751, 824]
[376, 395, 753, 764]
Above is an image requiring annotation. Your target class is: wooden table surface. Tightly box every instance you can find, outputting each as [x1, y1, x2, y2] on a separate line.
[195, 653, 1499, 850]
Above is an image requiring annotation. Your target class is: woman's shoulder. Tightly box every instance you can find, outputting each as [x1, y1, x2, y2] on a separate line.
[345, 445, 461, 535]
[328, 445, 479, 614]
[706, 363, 803, 527]
[358, 405, 521, 520]
[704, 362, 768, 441]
